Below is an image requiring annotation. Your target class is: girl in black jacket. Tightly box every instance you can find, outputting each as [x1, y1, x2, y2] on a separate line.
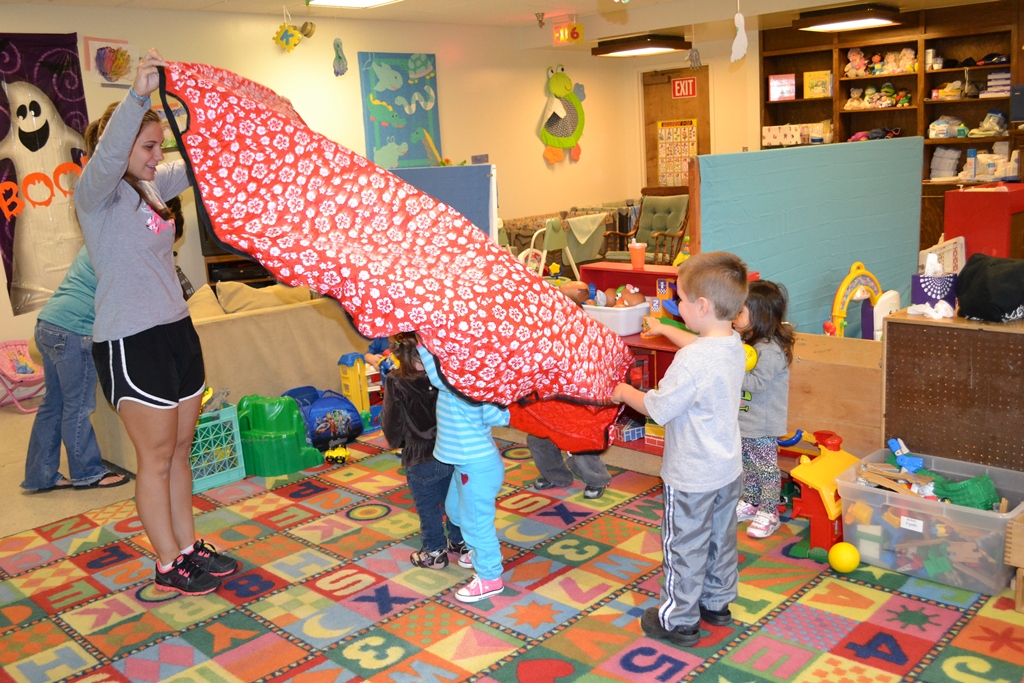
[381, 333, 469, 568]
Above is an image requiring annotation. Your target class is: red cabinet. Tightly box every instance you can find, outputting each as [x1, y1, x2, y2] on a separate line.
[944, 183, 1024, 260]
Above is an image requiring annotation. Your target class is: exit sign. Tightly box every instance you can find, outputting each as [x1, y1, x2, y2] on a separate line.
[672, 77, 696, 99]
[553, 22, 584, 45]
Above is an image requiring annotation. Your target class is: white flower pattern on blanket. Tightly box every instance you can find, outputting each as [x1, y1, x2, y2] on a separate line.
[163, 62, 631, 448]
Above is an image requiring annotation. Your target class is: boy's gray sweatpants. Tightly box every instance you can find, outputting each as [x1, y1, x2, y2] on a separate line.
[527, 434, 611, 488]
[658, 476, 742, 629]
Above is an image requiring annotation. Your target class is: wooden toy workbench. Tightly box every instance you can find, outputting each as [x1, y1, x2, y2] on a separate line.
[883, 308, 1024, 473]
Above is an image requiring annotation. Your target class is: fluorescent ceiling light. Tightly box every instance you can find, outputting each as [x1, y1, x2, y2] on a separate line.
[792, 4, 901, 32]
[592, 35, 691, 58]
[306, 0, 403, 8]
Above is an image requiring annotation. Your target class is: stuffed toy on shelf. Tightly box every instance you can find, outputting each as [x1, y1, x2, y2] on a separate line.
[845, 48, 868, 78]
[870, 53, 884, 75]
[899, 47, 917, 73]
[845, 87, 866, 109]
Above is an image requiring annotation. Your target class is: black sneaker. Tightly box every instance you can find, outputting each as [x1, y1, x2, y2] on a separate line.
[186, 540, 239, 577]
[447, 539, 473, 568]
[640, 607, 701, 647]
[699, 604, 733, 626]
[584, 485, 605, 499]
[410, 548, 449, 569]
[154, 554, 220, 595]
[533, 478, 559, 491]
[446, 538, 469, 555]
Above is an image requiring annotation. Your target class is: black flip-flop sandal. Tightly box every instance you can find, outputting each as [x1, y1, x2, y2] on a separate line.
[31, 476, 73, 493]
[77, 473, 131, 489]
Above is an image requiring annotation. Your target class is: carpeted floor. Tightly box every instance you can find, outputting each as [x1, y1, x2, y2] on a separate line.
[1, 436, 1023, 683]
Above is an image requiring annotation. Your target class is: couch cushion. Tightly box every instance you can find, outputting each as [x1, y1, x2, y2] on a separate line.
[216, 281, 311, 313]
[186, 284, 227, 319]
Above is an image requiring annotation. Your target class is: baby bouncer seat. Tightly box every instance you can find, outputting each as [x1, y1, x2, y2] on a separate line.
[0, 340, 45, 413]
[517, 216, 581, 280]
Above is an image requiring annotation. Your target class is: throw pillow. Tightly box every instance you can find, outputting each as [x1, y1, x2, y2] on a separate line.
[186, 284, 227, 319]
[216, 281, 311, 313]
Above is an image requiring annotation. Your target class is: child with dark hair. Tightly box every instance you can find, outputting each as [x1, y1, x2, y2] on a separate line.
[732, 280, 795, 539]
[418, 342, 510, 602]
[381, 333, 469, 569]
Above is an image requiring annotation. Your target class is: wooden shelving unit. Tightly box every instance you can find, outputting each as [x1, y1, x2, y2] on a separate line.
[760, 0, 1021, 249]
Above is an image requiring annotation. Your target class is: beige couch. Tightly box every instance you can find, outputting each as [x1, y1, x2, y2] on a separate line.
[93, 283, 370, 473]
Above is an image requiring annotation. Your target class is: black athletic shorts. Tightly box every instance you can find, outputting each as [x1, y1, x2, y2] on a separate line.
[93, 317, 205, 410]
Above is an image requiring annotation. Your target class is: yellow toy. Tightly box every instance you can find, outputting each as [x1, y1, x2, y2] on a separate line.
[324, 446, 349, 465]
[829, 262, 881, 338]
[790, 431, 859, 551]
[338, 352, 371, 413]
[828, 542, 861, 573]
[743, 344, 758, 372]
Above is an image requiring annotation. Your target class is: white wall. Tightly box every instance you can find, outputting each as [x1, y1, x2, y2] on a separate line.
[0, 5, 767, 342]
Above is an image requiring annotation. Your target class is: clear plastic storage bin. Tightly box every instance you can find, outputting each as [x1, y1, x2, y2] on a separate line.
[836, 449, 1024, 594]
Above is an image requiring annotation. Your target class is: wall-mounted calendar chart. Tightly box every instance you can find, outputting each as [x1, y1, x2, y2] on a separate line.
[657, 119, 697, 187]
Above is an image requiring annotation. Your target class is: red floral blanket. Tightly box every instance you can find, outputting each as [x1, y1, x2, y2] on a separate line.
[161, 63, 631, 452]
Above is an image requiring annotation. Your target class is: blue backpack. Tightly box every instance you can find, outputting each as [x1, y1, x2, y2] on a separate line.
[285, 387, 363, 451]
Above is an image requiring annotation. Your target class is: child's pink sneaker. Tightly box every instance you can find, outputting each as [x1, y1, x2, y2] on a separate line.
[736, 500, 759, 522]
[455, 575, 504, 602]
[747, 509, 781, 538]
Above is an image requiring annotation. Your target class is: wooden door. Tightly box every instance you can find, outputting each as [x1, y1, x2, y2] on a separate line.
[642, 67, 711, 192]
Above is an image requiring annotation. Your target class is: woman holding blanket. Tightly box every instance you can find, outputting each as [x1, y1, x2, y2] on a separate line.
[75, 49, 238, 595]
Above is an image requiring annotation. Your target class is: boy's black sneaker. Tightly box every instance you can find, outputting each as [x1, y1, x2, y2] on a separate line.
[533, 478, 558, 491]
[583, 486, 605, 499]
[186, 540, 239, 577]
[699, 604, 733, 626]
[640, 607, 701, 647]
[154, 554, 220, 596]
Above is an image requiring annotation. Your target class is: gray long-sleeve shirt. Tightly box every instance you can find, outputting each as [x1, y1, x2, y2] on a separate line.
[644, 332, 744, 493]
[74, 94, 190, 343]
[738, 339, 790, 438]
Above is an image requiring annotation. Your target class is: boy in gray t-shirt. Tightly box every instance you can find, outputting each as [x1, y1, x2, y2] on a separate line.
[612, 251, 748, 648]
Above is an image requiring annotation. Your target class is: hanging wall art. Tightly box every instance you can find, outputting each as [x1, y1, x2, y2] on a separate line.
[358, 52, 440, 170]
[0, 32, 88, 316]
[540, 65, 586, 164]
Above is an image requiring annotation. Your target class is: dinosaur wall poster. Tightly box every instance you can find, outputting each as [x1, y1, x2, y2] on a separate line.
[357, 52, 441, 170]
[0, 32, 89, 316]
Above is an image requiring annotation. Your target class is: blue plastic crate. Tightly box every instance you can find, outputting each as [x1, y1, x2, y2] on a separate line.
[190, 404, 246, 494]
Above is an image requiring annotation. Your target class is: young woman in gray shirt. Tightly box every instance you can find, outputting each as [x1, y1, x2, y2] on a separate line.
[76, 49, 237, 595]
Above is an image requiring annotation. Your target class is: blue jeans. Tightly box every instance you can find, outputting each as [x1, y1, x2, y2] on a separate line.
[22, 321, 108, 490]
[406, 459, 464, 553]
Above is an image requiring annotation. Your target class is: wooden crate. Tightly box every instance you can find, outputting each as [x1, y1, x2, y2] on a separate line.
[788, 333, 883, 457]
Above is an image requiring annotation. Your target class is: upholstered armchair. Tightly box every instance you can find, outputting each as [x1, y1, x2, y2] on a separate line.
[604, 194, 689, 266]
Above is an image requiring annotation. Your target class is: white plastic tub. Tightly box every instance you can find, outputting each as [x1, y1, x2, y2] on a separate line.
[582, 301, 650, 336]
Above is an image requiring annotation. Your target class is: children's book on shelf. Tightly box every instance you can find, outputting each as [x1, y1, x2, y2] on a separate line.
[804, 71, 833, 99]
[768, 74, 796, 101]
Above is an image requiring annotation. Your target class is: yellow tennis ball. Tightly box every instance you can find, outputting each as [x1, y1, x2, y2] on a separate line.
[743, 344, 758, 372]
[828, 542, 861, 573]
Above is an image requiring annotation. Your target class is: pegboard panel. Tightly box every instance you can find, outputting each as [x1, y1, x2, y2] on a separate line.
[884, 317, 1024, 471]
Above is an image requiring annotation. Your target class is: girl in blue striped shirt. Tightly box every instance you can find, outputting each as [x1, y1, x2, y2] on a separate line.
[417, 341, 510, 602]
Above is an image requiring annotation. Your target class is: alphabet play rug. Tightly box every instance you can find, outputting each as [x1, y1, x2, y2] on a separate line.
[0, 438, 1021, 682]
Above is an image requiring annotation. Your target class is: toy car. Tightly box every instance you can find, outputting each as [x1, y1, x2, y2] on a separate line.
[324, 446, 349, 465]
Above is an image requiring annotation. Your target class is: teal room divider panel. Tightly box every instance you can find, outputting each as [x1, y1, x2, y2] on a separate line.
[699, 138, 922, 337]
